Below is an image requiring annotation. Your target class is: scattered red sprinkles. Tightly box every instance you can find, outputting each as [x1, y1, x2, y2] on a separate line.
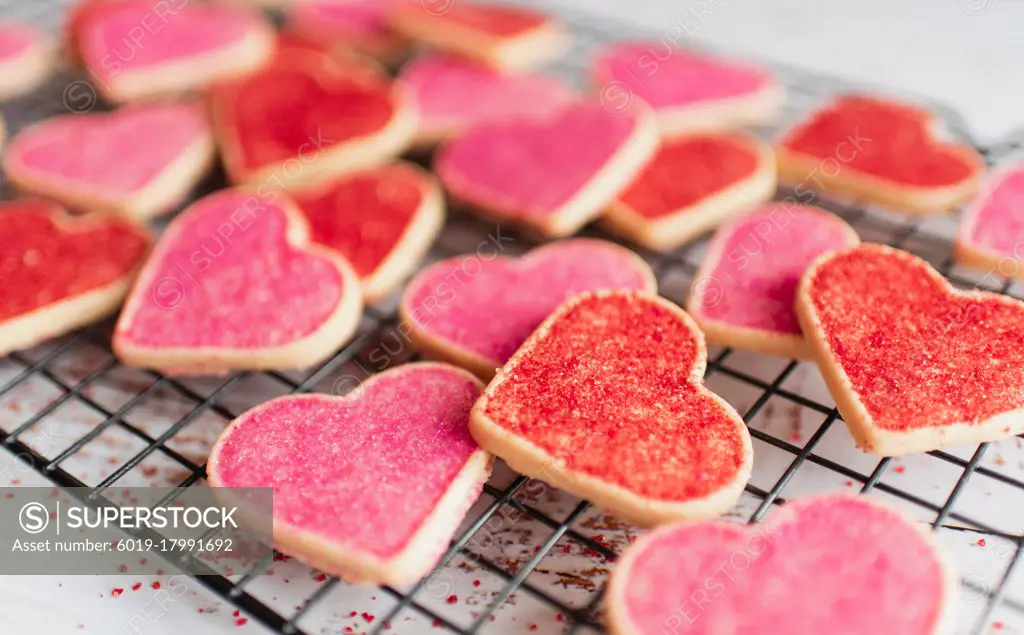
[893, 465, 906, 474]
[977, 539, 987, 547]
[111, 588, 124, 598]
[446, 594, 458, 604]
[472, 579, 481, 587]
[529, 624, 538, 631]
[131, 583, 142, 591]
[315, 574, 327, 582]
[362, 612, 375, 624]
[235, 618, 248, 627]
[432, 619, 443, 628]
[151, 581, 161, 590]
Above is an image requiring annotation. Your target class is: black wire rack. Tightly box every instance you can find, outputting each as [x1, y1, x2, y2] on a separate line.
[2, 1, 1024, 634]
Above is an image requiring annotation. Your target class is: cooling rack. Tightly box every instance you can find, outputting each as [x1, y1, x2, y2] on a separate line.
[1, 1, 1023, 634]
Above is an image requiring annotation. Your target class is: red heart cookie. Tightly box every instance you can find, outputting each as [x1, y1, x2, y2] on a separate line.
[688, 204, 859, 359]
[289, 162, 444, 302]
[287, 0, 411, 66]
[471, 291, 752, 526]
[0, 20, 52, 99]
[797, 243, 1024, 455]
[778, 96, 983, 214]
[113, 189, 363, 375]
[955, 162, 1024, 278]
[435, 102, 658, 238]
[208, 362, 491, 585]
[607, 494, 954, 635]
[3, 102, 215, 220]
[388, 2, 566, 71]
[0, 199, 150, 356]
[399, 53, 576, 147]
[75, 1, 274, 103]
[604, 133, 776, 250]
[212, 46, 415, 188]
[400, 239, 656, 378]
[591, 42, 782, 135]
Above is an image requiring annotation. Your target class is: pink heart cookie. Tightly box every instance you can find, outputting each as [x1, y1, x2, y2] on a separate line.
[591, 42, 782, 134]
[955, 162, 1024, 277]
[688, 204, 859, 359]
[399, 54, 576, 146]
[113, 189, 363, 375]
[3, 102, 215, 221]
[607, 494, 954, 635]
[400, 239, 656, 378]
[287, 0, 411, 65]
[435, 102, 658, 237]
[207, 362, 491, 585]
[0, 20, 52, 99]
[388, 2, 567, 71]
[76, 1, 274, 102]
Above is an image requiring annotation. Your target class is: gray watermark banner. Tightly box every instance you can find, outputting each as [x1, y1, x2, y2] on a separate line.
[0, 486, 273, 575]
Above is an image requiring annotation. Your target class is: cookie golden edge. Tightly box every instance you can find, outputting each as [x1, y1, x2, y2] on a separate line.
[469, 290, 753, 527]
[0, 207, 152, 356]
[207, 363, 494, 586]
[2, 110, 216, 221]
[686, 206, 860, 360]
[437, 104, 659, 240]
[602, 135, 777, 252]
[112, 192, 364, 375]
[796, 243, 1024, 455]
[604, 493, 958, 635]
[398, 239, 658, 380]
[0, 32, 53, 100]
[651, 82, 785, 136]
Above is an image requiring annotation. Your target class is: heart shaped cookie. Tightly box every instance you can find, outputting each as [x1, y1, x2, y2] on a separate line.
[604, 132, 777, 250]
[76, 1, 274, 103]
[778, 96, 983, 214]
[399, 53, 575, 147]
[797, 243, 1024, 455]
[3, 102, 215, 220]
[436, 102, 658, 238]
[471, 291, 752, 526]
[0, 20, 52, 99]
[113, 189, 363, 375]
[400, 239, 656, 378]
[591, 42, 782, 134]
[955, 162, 1024, 277]
[0, 199, 150, 356]
[287, 0, 411, 66]
[388, 2, 566, 71]
[688, 204, 859, 359]
[607, 494, 954, 635]
[212, 46, 416, 188]
[289, 162, 444, 302]
[207, 362, 491, 585]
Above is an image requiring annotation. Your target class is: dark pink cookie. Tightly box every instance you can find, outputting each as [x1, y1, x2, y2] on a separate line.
[435, 102, 658, 237]
[956, 162, 1024, 277]
[0, 20, 52, 99]
[287, 0, 410, 65]
[607, 494, 954, 635]
[591, 42, 781, 134]
[3, 102, 214, 220]
[76, 1, 273, 102]
[113, 189, 362, 375]
[399, 53, 575, 146]
[207, 362, 491, 585]
[688, 204, 859, 358]
[400, 239, 656, 378]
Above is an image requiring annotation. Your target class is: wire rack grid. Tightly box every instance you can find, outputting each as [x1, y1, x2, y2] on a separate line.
[2, 1, 1024, 634]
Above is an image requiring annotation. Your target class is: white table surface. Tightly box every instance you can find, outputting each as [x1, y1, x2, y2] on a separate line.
[2, 2, 1023, 635]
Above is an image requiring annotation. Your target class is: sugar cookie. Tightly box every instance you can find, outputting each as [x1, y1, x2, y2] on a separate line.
[0, 21, 52, 99]
[471, 290, 752, 526]
[955, 162, 1024, 278]
[208, 362, 491, 586]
